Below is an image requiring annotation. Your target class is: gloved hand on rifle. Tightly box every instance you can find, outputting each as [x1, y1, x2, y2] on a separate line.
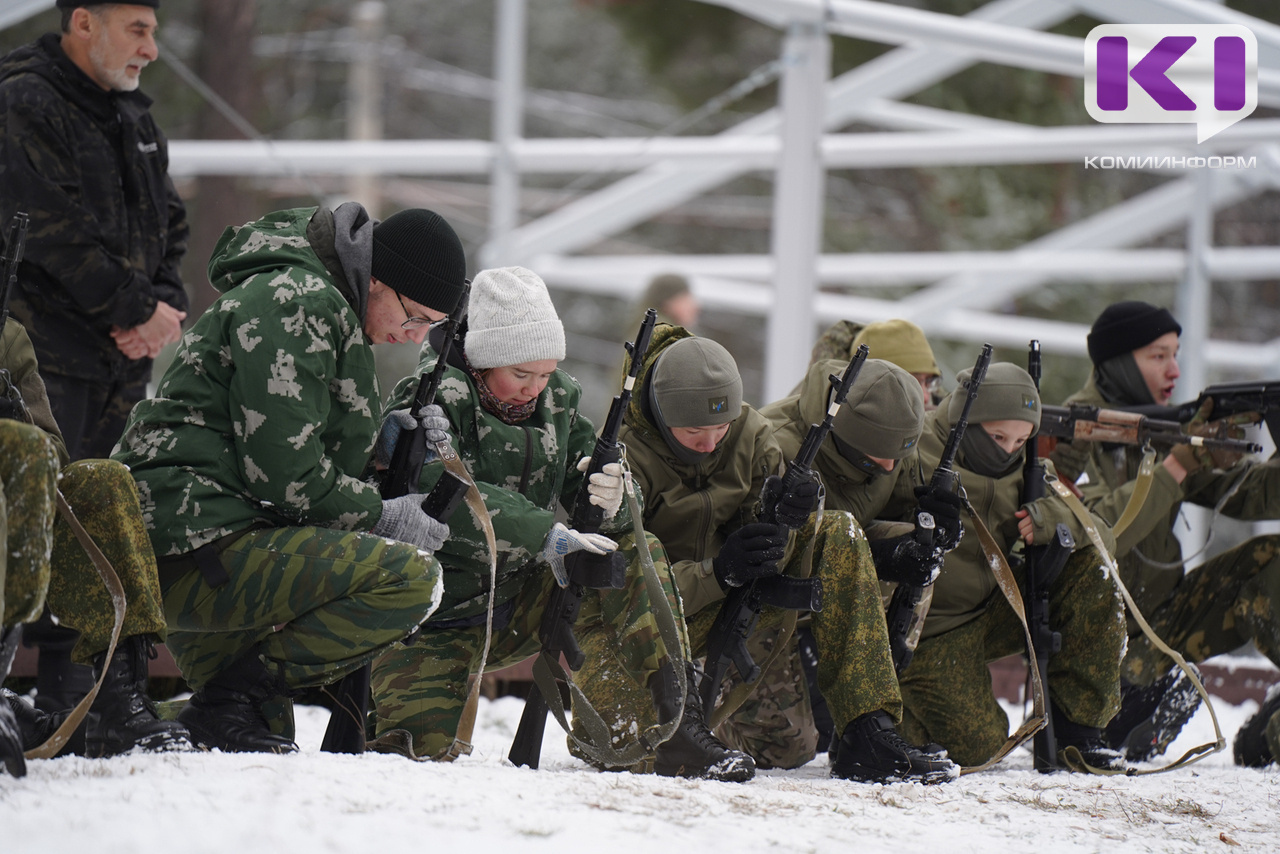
[540, 522, 618, 585]
[913, 484, 965, 553]
[374, 404, 452, 469]
[575, 456, 624, 519]
[371, 494, 450, 552]
[869, 531, 945, 587]
[760, 474, 820, 529]
[713, 522, 788, 589]
[1174, 396, 1258, 471]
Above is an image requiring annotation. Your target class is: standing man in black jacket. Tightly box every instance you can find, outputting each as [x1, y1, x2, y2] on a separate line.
[0, 0, 187, 713]
[0, 0, 187, 461]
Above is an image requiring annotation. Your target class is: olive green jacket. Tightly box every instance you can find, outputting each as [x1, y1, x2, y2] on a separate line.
[897, 402, 1116, 639]
[761, 358, 922, 529]
[618, 324, 784, 615]
[1058, 375, 1280, 620]
[0, 319, 68, 463]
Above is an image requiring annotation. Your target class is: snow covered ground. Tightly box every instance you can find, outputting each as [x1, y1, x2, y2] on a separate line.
[3, 681, 1278, 853]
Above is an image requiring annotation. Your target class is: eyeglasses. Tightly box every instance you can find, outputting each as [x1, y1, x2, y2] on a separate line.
[396, 292, 437, 330]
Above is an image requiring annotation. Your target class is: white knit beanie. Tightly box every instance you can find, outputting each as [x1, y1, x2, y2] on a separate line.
[464, 266, 566, 369]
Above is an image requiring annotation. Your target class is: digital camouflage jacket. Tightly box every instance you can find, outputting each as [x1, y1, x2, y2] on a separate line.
[618, 324, 784, 616]
[114, 207, 383, 556]
[385, 340, 634, 623]
[893, 401, 1117, 639]
[1058, 375, 1280, 620]
[0, 34, 188, 382]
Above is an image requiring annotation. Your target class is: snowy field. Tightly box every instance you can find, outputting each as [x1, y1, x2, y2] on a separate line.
[3, 681, 1278, 853]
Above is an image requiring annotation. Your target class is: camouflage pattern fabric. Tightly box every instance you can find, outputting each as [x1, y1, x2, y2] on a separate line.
[570, 512, 900, 770]
[371, 531, 686, 760]
[0, 419, 58, 627]
[47, 459, 168, 663]
[1122, 534, 1280, 687]
[160, 525, 442, 696]
[115, 206, 384, 558]
[0, 34, 188, 386]
[897, 547, 1124, 767]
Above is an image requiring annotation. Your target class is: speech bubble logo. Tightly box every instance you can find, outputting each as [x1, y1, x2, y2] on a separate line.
[1085, 24, 1257, 143]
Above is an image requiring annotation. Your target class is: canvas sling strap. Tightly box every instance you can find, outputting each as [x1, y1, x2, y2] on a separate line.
[25, 492, 127, 759]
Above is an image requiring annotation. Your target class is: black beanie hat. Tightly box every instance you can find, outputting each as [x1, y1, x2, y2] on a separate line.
[58, 1, 159, 7]
[1087, 301, 1182, 366]
[371, 209, 467, 314]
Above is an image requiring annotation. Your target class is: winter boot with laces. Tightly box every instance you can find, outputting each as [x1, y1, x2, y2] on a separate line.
[1233, 685, 1280, 768]
[830, 710, 959, 784]
[650, 661, 755, 782]
[178, 645, 298, 754]
[87, 635, 194, 757]
[1054, 703, 1127, 772]
[1105, 663, 1202, 762]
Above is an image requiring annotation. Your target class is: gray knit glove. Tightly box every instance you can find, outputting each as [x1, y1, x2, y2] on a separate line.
[371, 494, 450, 552]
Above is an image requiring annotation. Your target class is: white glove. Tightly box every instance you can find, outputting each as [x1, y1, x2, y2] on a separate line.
[372, 494, 450, 553]
[576, 456, 624, 519]
[540, 522, 618, 587]
[375, 404, 452, 468]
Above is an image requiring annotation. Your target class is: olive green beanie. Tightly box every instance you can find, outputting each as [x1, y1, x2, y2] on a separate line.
[851, 319, 940, 377]
[831, 359, 925, 460]
[947, 361, 1041, 433]
[651, 337, 742, 428]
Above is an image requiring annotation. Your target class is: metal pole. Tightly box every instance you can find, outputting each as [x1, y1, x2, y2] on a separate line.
[346, 1, 384, 215]
[764, 18, 830, 402]
[483, 0, 528, 268]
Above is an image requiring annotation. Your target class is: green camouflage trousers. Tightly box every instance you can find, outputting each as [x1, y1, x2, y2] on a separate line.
[48, 459, 168, 662]
[1123, 534, 1280, 686]
[898, 547, 1125, 767]
[371, 531, 687, 760]
[572, 511, 899, 770]
[1, 420, 58, 628]
[160, 525, 443, 695]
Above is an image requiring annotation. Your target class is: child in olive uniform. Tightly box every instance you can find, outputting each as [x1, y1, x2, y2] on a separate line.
[369, 267, 747, 780]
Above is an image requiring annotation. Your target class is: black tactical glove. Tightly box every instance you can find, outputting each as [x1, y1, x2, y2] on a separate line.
[913, 485, 964, 553]
[761, 474, 820, 529]
[713, 522, 788, 588]
[869, 531, 945, 587]
[0, 372, 25, 421]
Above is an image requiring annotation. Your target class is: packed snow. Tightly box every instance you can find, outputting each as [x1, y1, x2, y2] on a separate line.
[3, 676, 1278, 853]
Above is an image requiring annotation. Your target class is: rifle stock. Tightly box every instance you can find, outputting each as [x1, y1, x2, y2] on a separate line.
[886, 342, 993, 674]
[699, 345, 869, 716]
[1040, 404, 1261, 456]
[508, 308, 657, 770]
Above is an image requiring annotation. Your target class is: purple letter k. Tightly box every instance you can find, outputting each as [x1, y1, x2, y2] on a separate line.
[1131, 36, 1197, 110]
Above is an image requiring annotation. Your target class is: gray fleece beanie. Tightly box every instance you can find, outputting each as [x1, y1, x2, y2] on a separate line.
[465, 266, 566, 369]
[651, 337, 742, 428]
[948, 361, 1041, 433]
[831, 359, 925, 460]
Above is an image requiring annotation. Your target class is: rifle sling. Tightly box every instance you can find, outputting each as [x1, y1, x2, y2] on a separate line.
[1110, 445, 1157, 540]
[25, 492, 127, 760]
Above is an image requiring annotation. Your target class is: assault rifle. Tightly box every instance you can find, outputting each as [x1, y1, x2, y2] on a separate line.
[0, 213, 30, 420]
[507, 308, 658, 770]
[885, 342, 992, 674]
[697, 346, 870, 716]
[1121, 381, 1280, 445]
[319, 291, 471, 755]
[1039, 403, 1262, 457]
[1021, 341, 1077, 772]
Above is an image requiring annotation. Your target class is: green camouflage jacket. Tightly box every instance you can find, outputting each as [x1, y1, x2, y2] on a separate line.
[1057, 375, 1280, 620]
[900, 401, 1116, 639]
[762, 358, 923, 529]
[0, 319, 68, 463]
[387, 340, 634, 623]
[0, 34, 188, 382]
[113, 207, 383, 556]
[618, 324, 784, 616]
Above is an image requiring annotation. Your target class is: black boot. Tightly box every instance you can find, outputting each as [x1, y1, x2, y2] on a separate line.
[178, 647, 298, 754]
[1234, 687, 1280, 768]
[24, 612, 95, 713]
[86, 636, 193, 758]
[1054, 703, 1126, 772]
[1105, 664, 1202, 762]
[650, 662, 755, 782]
[830, 711, 959, 784]
[1, 628, 26, 778]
